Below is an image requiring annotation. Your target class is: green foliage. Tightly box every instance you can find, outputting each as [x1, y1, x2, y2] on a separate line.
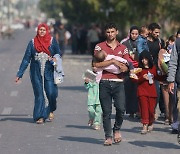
[38, 0, 180, 37]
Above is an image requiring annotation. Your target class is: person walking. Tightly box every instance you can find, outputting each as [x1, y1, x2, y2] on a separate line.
[122, 26, 139, 118]
[55, 23, 67, 56]
[93, 23, 129, 146]
[84, 65, 102, 130]
[15, 23, 63, 124]
[158, 35, 176, 125]
[167, 37, 180, 144]
[87, 24, 100, 55]
[132, 51, 166, 134]
[147, 22, 165, 119]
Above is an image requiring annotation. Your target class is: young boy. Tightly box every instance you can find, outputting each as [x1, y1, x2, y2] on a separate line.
[137, 26, 149, 56]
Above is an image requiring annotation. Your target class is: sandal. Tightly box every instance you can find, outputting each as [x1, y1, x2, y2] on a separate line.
[113, 131, 122, 143]
[88, 119, 93, 127]
[36, 118, 44, 124]
[141, 124, 148, 134]
[148, 125, 153, 132]
[104, 138, 112, 146]
[49, 112, 54, 121]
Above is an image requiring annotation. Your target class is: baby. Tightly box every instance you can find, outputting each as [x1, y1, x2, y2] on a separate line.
[93, 50, 141, 82]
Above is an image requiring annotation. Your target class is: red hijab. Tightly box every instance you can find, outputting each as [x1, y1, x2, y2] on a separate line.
[34, 23, 51, 55]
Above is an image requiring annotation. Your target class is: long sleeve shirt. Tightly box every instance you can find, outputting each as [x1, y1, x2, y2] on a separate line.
[132, 66, 166, 97]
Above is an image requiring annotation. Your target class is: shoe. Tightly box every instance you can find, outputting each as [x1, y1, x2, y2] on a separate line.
[88, 119, 93, 126]
[148, 125, 153, 132]
[104, 138, 112, 146]
[141, 124, 148, 134]
[93, 125, 100, 130]
[113, 131, 122, 143]
[36, 118, 44, 124]
[49, 112, 54, 121]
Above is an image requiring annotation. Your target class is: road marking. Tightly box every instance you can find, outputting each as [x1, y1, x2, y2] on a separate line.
[1, 107, 12, 115]
[10, 91, 18, 96]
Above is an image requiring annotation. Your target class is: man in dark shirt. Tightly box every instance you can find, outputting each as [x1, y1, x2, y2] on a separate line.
[147, 23, 165, 118]
[147, 23, 165, 67]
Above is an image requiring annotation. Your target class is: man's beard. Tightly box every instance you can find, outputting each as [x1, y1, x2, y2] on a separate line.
[107, 37, 115, 41]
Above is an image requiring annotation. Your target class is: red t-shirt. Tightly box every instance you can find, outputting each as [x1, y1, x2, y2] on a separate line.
[94, 41, 130, 79]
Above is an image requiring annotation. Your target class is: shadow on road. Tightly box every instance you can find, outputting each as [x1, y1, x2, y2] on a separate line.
[59, 86, 86, 92]
[59, 136, 103, 145]
[66, 124, 90, 129]
[121, 126, 171, 134]
[0, 114, 33, 123]
[129, 140, 180, 149]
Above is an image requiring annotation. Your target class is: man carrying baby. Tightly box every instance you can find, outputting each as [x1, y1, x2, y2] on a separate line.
[93, 23, 131, 146]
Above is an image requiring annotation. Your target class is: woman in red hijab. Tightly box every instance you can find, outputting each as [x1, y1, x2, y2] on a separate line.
[15, 23, 62, 124]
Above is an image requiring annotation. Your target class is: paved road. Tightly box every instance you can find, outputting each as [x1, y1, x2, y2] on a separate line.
[0, 29, 179, 154]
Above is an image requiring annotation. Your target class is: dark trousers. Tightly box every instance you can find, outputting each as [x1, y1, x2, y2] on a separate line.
[99, 80, 125, 138]
[155, 80, 165, 114]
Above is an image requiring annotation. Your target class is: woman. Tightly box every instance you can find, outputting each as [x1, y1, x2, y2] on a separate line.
[122, 26, 139, 118]
[158, 35, 176, 125]
[15, 23, 62, 124]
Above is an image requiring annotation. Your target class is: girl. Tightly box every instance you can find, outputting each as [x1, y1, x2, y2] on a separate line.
[131, 50, 166, 134]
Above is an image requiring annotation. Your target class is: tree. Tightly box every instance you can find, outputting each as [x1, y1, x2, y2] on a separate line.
[38, 0, 180, 38]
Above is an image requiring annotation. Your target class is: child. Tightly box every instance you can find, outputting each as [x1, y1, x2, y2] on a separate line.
[84, 65, 102, 130]
[94, 50, 142, 82]
[131, 50, 166, 134]
[137, 26, 149, 56]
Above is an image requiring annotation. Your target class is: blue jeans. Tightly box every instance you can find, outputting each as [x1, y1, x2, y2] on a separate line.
[99, 80, 125, 138]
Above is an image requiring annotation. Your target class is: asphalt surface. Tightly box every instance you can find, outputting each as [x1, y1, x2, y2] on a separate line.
[0, 29, 179, 154]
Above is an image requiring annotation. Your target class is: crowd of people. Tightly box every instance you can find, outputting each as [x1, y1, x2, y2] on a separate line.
[83, 22, 180, 145]
[14, 21, 180, 146]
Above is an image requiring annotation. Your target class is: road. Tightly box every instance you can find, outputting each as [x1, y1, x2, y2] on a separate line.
[0, 29, 179, 154]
